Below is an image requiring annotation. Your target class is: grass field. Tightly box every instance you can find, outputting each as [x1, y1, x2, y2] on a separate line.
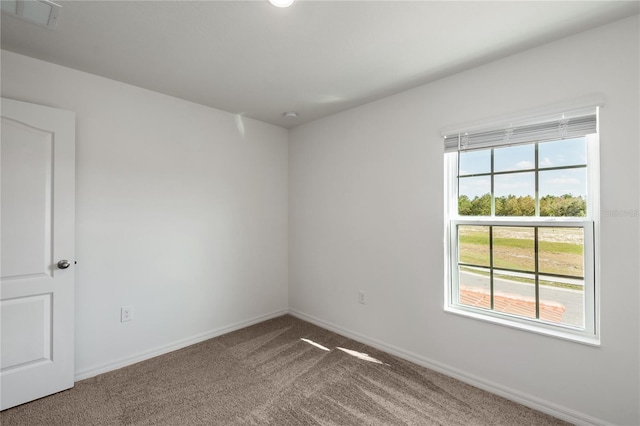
[459, 225, 584, 278]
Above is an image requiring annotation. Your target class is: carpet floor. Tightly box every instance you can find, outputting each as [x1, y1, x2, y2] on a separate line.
[1, 315, 570, 425]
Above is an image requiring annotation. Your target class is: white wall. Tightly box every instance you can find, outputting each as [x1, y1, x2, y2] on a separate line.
[289, 15, 639, 425]
[1, 50, 289, 377]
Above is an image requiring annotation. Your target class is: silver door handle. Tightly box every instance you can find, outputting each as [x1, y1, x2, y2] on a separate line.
[57, 260, 71, 269]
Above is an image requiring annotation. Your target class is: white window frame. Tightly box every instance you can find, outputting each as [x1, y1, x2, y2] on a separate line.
[443, 132, 600, 346]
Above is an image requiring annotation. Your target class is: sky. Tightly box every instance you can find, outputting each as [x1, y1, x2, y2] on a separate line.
[459, 138, 587, 199]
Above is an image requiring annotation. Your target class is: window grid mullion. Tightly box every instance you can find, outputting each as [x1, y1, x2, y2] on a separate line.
[459, 163, 586, 179]
[489, 225, 494, 310]
[458, 262, 584, 281]
[534, 226, 540, 319]
[535, 144, 540, 216]
[534, 145, 540, 318]
[489, 149, 494, 311]
[490, 149, 495, 216]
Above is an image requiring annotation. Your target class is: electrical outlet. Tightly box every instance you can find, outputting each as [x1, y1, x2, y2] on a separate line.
[358, 291, 365, 305]
[121, 306, 133, 322]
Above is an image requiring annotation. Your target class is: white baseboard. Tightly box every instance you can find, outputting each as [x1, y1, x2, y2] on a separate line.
[288, 308, 608, 426]
[74, 309, 289, 382]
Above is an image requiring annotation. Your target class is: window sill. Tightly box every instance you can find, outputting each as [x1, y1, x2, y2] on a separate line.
[444, 305, 600, 346]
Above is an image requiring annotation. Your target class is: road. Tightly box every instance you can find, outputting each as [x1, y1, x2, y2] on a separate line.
[460, 270, 584, 327]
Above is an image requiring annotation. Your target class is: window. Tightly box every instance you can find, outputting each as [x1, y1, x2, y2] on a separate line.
[443, 106, 599, 343]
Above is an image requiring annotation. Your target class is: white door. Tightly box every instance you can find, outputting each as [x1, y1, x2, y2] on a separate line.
[1, 98, 75, 410]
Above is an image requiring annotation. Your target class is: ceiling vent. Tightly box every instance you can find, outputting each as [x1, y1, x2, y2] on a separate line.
[1, 0, 61, 30]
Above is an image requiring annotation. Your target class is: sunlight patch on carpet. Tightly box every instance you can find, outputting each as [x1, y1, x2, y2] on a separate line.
[300, 338, 330, 351]
[337, 347, 388, 365]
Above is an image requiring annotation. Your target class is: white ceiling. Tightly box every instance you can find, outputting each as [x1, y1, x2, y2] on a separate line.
[1, 1, 638, 128]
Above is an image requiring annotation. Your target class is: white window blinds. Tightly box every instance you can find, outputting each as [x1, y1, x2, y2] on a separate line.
[443, 107, 598, 153]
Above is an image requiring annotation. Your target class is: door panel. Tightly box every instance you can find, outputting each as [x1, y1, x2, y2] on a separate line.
[1, 118, 53, 279]
[1, 294, 52, 370]
[1, 98, 75, 411]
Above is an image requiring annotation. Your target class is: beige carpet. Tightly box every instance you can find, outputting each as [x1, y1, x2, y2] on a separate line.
[1, 315, 570, 425]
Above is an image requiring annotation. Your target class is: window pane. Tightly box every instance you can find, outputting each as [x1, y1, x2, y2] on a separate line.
[538, 227, 585, 327]
[493, 226, 534, 272]
[459, 149, 490, 176]
[494, 144, 535, 172]
[538, 227, 584, 277]
[493, 270, 536, 319]
[538, 138, 587, 169]
[458, 266, 491, 310]
[539, 276, 584, 328]
[459, 176, 491, 216]
[458, 225, 490, 267]
[539, 168, 587, 217]
[494, 173, 535, 216]
[458, 225, 490, 310]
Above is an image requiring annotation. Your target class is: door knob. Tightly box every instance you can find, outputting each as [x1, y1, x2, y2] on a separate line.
[57, 260, 71, 269]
